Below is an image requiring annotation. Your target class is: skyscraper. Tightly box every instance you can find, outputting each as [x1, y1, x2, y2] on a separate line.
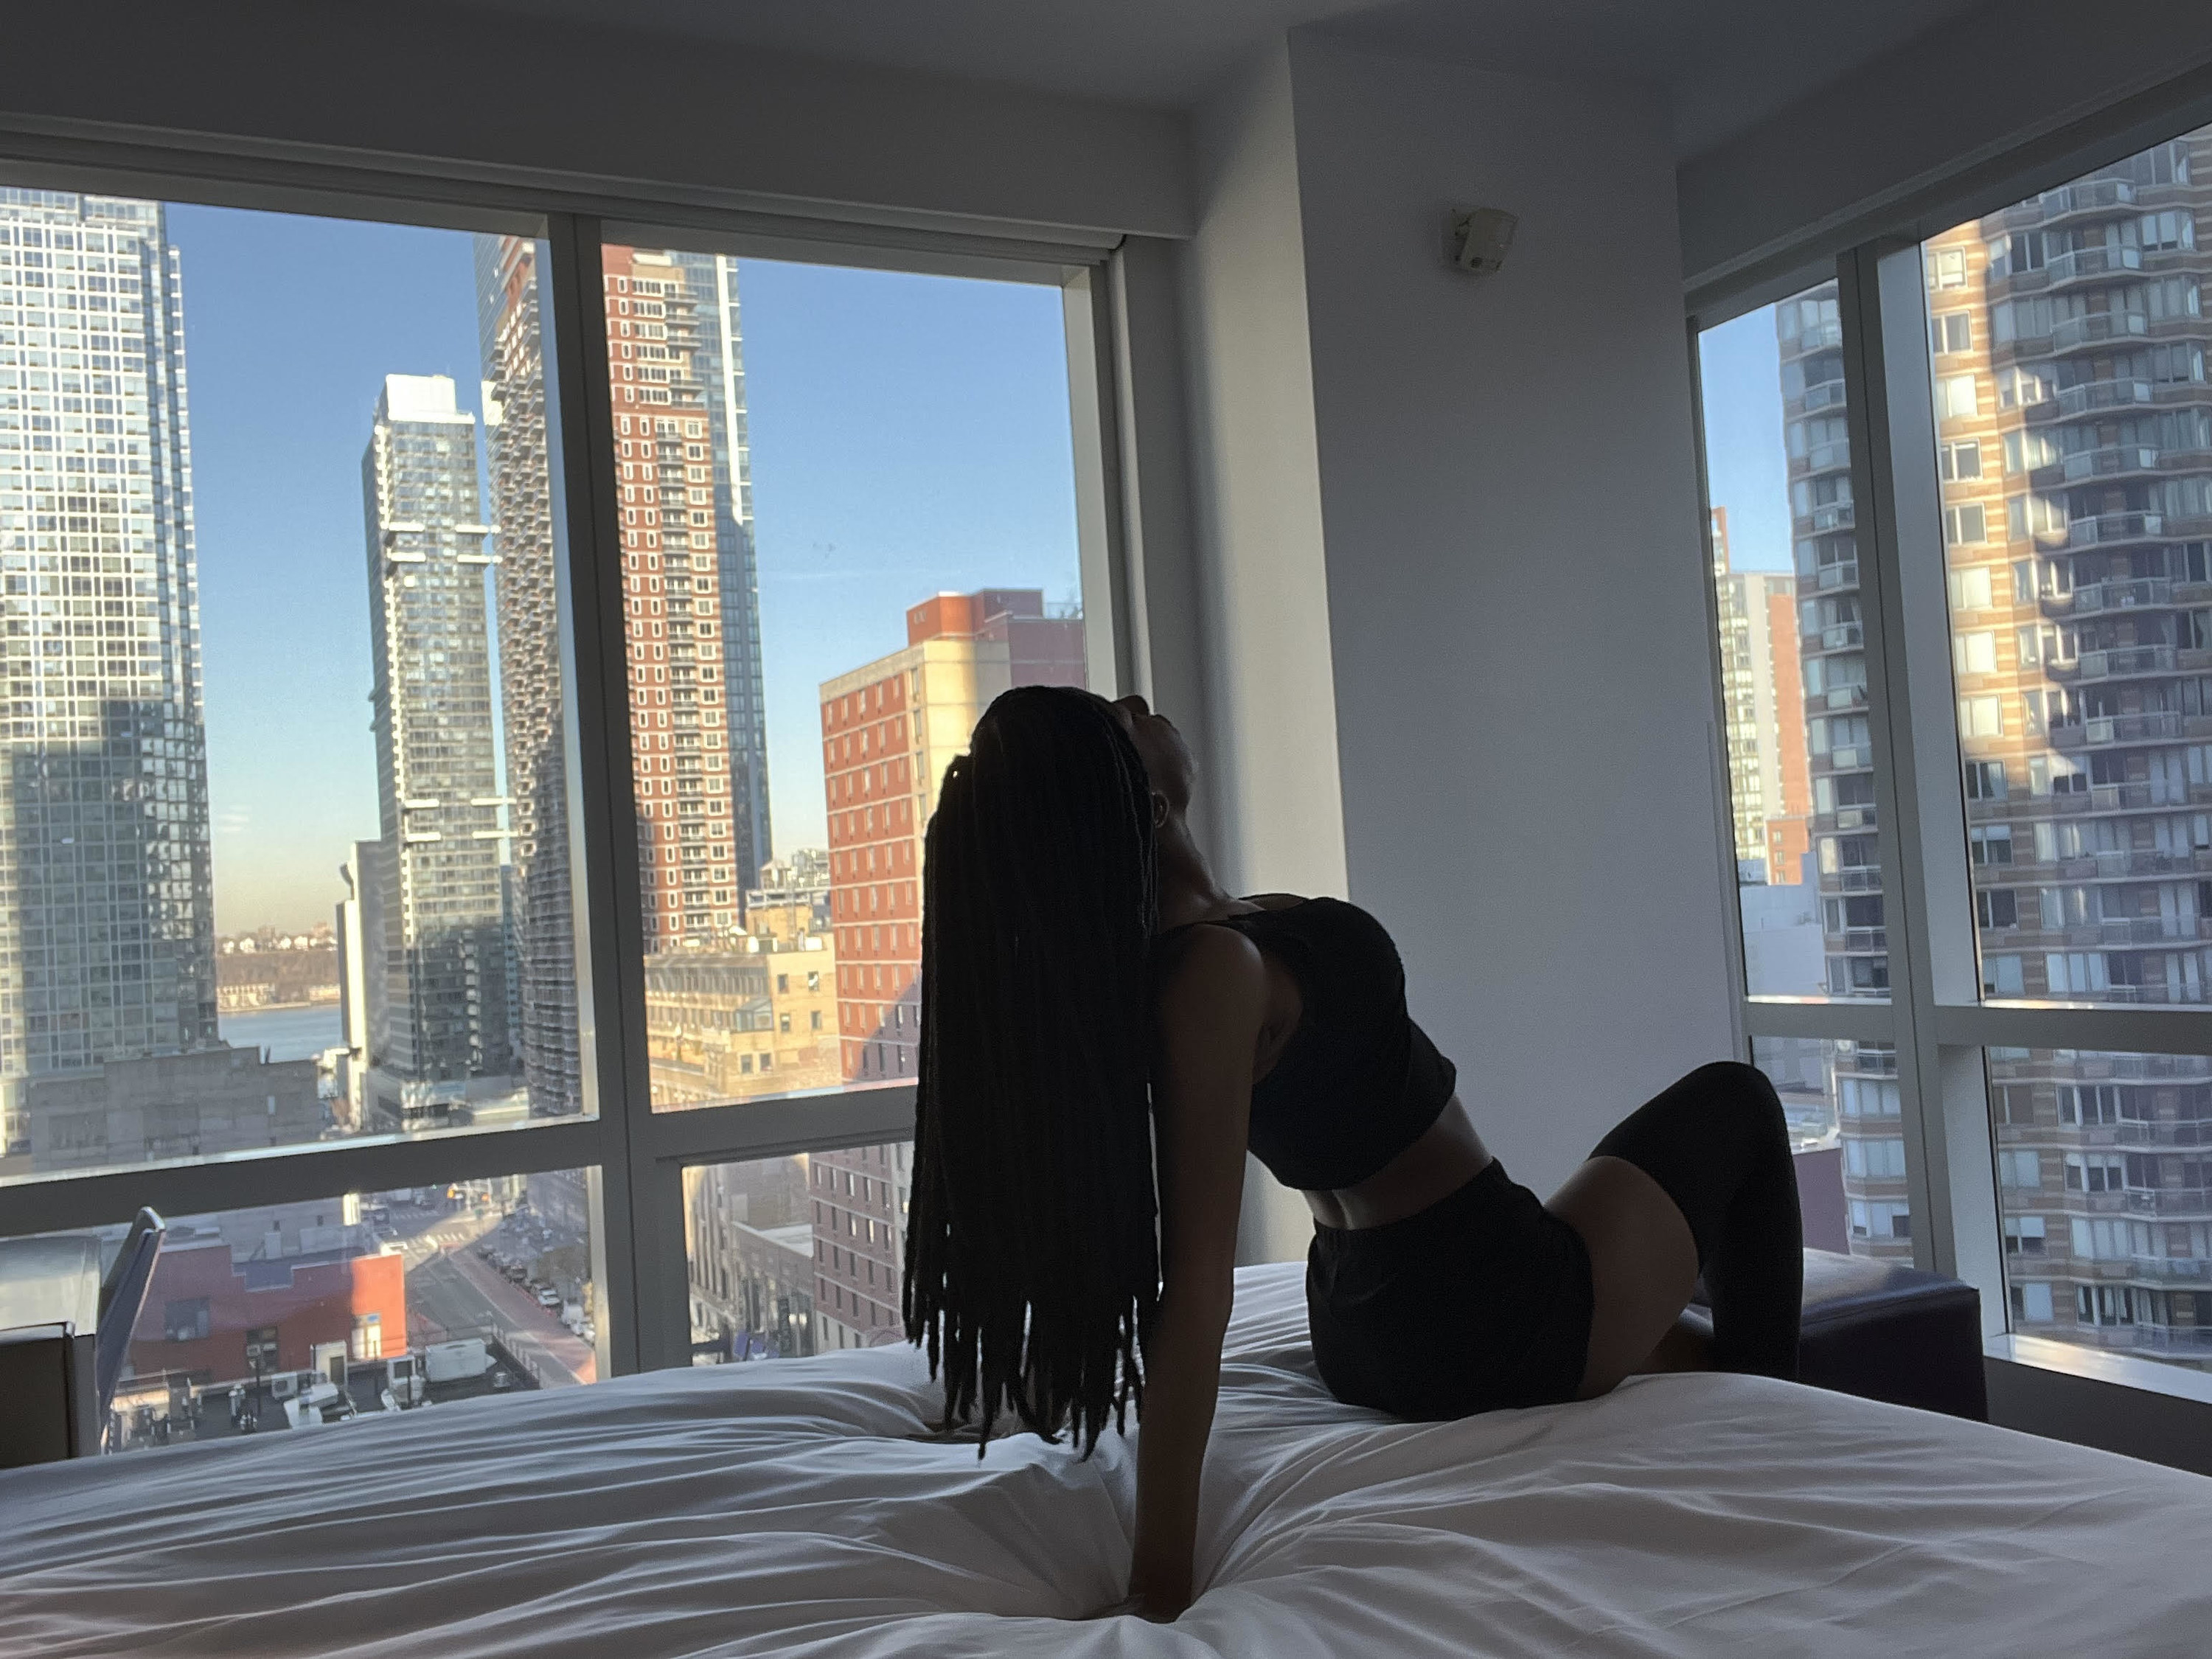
[473, 239, 773, 1114]
[473, 236, 580, 1118]
[0, 191, 217, 1155]
[360, 373, 514, 1130]
[1773, 125, 2212, 1355]
[603, 246, 752, 950]
[1930, 131, 2212, 1367]
[1772, 282, 1913, 1262]
[671, 251, 773, 900]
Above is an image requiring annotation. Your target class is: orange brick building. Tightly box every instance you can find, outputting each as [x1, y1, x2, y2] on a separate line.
[129, 1234, 406, 1387]
[818, 589, 1084, 1083]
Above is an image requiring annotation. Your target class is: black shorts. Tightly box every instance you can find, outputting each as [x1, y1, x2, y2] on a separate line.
[1305, 1158, 1594, 1420]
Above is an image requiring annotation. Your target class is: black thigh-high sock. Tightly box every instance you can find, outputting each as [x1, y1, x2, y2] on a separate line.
[1590, 1060, 1804, 1380]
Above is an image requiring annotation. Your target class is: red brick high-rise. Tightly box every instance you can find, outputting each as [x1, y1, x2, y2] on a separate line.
[810, 589, 1082, 1349]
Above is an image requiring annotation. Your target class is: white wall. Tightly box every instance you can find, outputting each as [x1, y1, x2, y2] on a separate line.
[0, 0, 1191, 240]
[1176, 46, 1350, 906]
[1187, 35, 1736, 1233]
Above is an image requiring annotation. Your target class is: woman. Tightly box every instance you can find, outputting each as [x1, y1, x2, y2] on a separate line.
[902, 685, 1802, 1621]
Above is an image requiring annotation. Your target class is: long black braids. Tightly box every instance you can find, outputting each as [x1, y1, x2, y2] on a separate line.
[902, 684, 1161, 1456]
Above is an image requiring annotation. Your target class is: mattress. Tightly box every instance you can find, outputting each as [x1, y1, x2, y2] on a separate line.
[1, 1261, 2205, 1657]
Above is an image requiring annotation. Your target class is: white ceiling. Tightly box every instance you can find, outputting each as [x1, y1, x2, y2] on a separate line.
[448, 0, 1985, 158]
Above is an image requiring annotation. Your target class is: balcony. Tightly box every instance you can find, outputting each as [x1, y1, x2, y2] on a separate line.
[2055, 377, 2154, 418]
[2081, 846, 2200, 877]
[2051, 310, 2149, 352]
[2061, 444, 2160, 482]
[2074, 644, 2177, 681]
[1837, 928, 1888, 953]
[2096, 915, 2193, 945]
[2103, 1054, 2212, 1080]
[2126, 1187, 2212, 1217]
[1806, 501, 1855, 533]
[1834, 869, 1882, 893]
[2037, 178, 2138, 222]
[2051, 711, 2185, 748]
[2065, 512, 2165, 549]
[2067, 575, 2171, 613]
[1801, 378, 1848, 412]
[1791, 439, 1851, 476]
[2124, 1255, 2210, 1281]
[2045, 244, 2144, 288]
[1789, 320, 1844, 352]
[1815, 560, 1860, 590]
[1823, 684, 1870, 709]
[1818, 622, 1863, 650]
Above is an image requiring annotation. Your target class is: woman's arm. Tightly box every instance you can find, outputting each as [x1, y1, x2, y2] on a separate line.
[1128, 926, 1267, 1621]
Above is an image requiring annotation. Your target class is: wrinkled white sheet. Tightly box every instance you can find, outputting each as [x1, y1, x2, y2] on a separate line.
[1, 1262, 2206, 1657]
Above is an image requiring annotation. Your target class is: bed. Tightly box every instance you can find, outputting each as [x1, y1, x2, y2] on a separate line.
[1, 1261, 2205, 1656]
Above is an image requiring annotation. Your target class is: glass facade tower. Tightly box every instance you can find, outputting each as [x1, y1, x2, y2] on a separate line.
[360, 373, 515, 1129]
[0, 190, 217, 1154]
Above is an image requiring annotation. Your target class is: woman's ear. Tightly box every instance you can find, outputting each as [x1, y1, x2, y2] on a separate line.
[1152, 789, 1172, 829]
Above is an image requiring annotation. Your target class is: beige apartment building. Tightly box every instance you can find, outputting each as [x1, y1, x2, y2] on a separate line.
[1771, 128, 2212, 1358]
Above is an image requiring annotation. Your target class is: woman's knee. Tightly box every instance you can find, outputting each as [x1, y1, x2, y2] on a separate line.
[1681, 1060, 1786, 1142]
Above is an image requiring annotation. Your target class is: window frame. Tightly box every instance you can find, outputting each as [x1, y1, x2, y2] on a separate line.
[0, 139, 1144, 1382]
[1692, 89, 2212, 1408]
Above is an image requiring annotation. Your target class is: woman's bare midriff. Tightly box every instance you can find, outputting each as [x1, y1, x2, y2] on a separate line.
[1301, 1096, 1492, 1231]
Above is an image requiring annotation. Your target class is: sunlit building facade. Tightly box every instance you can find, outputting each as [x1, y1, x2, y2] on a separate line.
[1770, 128, 2212, 1354]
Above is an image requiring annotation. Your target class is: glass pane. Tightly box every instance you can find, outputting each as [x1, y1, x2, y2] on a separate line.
[1753, 1036, 1916, 1262]
[29, 1162, 597, 1454]
[1925, 125, 2212, 1006]
[594, 244, 1088, 1111]
[0, 195, 584, 1188]
[1700, 285, 1888, 1000]
[1988, 1046, 2212, 1373]
[684, 1139, 912, 1363]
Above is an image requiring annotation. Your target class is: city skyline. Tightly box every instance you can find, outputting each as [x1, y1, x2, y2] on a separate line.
[160, 212, 1080, 936]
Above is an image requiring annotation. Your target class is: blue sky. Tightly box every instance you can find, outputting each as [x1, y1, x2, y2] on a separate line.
[169, 207, 1079, 933]
[1697, 304, 1792, 574]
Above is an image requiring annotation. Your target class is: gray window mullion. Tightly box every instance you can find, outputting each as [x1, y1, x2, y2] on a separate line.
[0, 1118, 608, 1239]
[543, 213, 652, 1378]
[1838, 241, 1954, 1277]
[1062, 263, 1133, 698]
[636, 1084, 919, 1168]
[1865, 240, 2009, 1324]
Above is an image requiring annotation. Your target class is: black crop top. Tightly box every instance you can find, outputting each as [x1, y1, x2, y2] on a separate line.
[1161, 898, 1457, 1191]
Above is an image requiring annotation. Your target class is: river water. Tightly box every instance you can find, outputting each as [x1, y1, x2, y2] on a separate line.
[218, 1003, 342, 1065]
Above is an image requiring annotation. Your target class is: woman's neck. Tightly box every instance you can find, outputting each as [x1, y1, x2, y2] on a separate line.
[1155, 821, 1237, 933]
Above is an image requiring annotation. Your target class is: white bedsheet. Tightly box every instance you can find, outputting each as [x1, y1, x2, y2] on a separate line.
[1, 1262, 2205, 1657]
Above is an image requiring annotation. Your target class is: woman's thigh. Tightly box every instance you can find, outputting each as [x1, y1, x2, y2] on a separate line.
[1545, 1155, 1699, 1399]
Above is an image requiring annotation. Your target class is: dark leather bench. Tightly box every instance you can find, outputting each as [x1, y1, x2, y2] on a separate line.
[1680, 1248, 1988, 1422]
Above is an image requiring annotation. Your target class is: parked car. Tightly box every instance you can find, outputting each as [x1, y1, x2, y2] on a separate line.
[535, 1286, 562, 1308]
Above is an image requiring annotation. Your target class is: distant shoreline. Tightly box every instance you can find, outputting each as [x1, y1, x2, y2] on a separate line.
[220, 998, 341, 1016]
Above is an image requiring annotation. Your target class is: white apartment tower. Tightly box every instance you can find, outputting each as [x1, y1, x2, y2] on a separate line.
[360, 374, 515, 1128]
